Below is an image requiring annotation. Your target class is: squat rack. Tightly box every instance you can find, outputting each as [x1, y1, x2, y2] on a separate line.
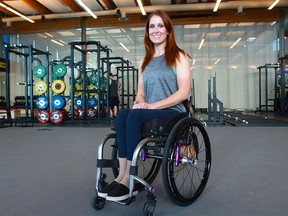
[4, 44, 50, 126]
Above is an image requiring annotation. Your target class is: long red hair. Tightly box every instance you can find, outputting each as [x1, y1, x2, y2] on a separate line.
[141, 10, 188, 72]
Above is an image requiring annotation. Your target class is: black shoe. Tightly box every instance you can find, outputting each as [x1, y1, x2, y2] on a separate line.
[98, 181, 118, 198]
[106, 183, 138, 202]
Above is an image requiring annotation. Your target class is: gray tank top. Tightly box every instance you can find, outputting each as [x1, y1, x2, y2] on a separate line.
[142, 54, 186, 113]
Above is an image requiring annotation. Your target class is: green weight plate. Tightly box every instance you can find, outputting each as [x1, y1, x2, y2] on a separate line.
[53, 64, 67, 78]
[34, 65, 47, 78]
[76, 76, 83, 84]
[89, 73, 98, 85]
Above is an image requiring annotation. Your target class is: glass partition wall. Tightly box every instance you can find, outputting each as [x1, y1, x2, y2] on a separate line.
[4, 21, 285, 112]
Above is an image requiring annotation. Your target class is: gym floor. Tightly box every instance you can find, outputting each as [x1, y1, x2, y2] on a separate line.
[1, 124, 288, 216]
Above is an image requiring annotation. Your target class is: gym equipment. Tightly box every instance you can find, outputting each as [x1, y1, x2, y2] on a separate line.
[206, 75, 223, 125]
[36, 95, 49, 110]
[87, 107, 97, 118]
[74, 83, 82, 96]
[91, 102, 211, 215]
[53, 63, 67, 78]
[88, 85, 98, 96]
[34, 80, 48, 95]
[78, 108, 85, 119]
[4, 44, 50, 126]
[50, 110, 64, 124]
[51, 95, 66, 110]
[257, 63, 280, 112]
[52, 80, 66, 94]
[76, 76, 83, 84]
[89, 73, 98, 85]
[67, 109, 80, 119]
[87, 97, 98, 108]
[37, 110, 50, 124]
[75, 97, 84, 108]
[33, 65, 47, 78]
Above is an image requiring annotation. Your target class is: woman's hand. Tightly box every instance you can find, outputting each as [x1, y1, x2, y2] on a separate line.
[132, 101, 148, 109]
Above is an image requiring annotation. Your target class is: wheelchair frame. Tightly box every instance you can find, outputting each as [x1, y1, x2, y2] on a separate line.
[92, 104, 211, 216]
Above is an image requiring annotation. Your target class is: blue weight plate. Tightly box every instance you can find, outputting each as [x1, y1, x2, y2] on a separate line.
[87, 97, 98, 108]
[36, 95, 49, 110]
[75, 97, 84, 108]
[51, 95, 65, 110]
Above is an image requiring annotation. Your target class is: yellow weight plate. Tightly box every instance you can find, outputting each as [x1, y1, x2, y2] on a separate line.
[34, 80, 48, 95]
[88, 85, 98, 96]
[52, 80, 66, 94]
[75, 83, 82, 96]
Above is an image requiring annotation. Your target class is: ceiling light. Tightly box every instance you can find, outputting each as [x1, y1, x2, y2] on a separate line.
[137, 0, 146, 15]
[214, 59, 220, 64]
[247, 37, 256, 42]
[230, 38, 241, 48]
[213, 0, 221, 12]
[51, 39, 64, 46]
[198, 39, 205, 50]
[268, 0, 279, 10]
[119, 42, 130, 52]
[0, 3, 34, 23]
[75, 0, 97, 19]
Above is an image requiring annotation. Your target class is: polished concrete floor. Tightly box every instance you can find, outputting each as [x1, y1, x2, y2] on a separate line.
[1, 125, 288, 216]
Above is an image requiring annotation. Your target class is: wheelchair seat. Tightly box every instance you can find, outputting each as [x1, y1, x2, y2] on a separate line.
[141, 112, 187, 137]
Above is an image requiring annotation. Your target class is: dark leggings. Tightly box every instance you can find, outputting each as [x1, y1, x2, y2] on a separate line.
[114, 108, 179, 161]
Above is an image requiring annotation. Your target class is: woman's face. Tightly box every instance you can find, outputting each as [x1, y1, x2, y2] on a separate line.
[148, 15, 168, 46]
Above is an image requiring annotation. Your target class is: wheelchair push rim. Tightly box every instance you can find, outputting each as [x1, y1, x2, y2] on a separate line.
[162, 117, 212, 206]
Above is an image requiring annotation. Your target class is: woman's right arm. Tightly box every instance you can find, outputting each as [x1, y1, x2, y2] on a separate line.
[134, 69, 145, 104]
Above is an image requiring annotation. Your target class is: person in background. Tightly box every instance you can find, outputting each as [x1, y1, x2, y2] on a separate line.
[99, 10, 191, 201]
[108, 72, 119, 119]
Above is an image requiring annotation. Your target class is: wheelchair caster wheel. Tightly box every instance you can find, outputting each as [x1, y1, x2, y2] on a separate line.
[91, 195, 105, 210]
[142, 192, 156, 216]
[143, 210, 154, 216]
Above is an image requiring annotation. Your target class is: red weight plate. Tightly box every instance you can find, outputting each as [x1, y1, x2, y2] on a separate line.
[87, 108, 97, 119]
[37, 110, 50, 124]
[50, 110, 64, 125]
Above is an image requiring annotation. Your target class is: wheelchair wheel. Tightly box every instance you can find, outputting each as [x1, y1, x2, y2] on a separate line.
[111, 140, 162, 191]
[162, 117, 211, 206]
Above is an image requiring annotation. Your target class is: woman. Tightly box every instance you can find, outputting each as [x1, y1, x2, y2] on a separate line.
[99, 10, 191, 202]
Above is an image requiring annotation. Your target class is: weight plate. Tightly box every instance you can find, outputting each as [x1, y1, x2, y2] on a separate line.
[34, 80, 48, 95]
[89, 73, 98, 85]
[75, 97, 84, 108]
[67, 68, 81, 80]
[87, 108, 97, 119]
[51, 95, 65, 110]
[52, 80, 66, 94]
[37, 110, 50, 124]
[78, 108, 85, 119]
[53, 64, 67, 78]
[87, 97, 98, 108]
[75, 76, 83, 84]
[50, 110, 64, 125]
[74, 83, 82, 96]
[36, 95, 49, 110]
[67, 109, 80, 119]
[33, 65, 47, 78]
[88, 85, 98, 96]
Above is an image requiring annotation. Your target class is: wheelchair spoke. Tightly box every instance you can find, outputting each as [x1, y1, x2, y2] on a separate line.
[162, 117, 211, 206]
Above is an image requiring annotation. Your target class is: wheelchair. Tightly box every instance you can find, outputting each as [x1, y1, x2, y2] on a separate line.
[91, 101, 211, 215]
